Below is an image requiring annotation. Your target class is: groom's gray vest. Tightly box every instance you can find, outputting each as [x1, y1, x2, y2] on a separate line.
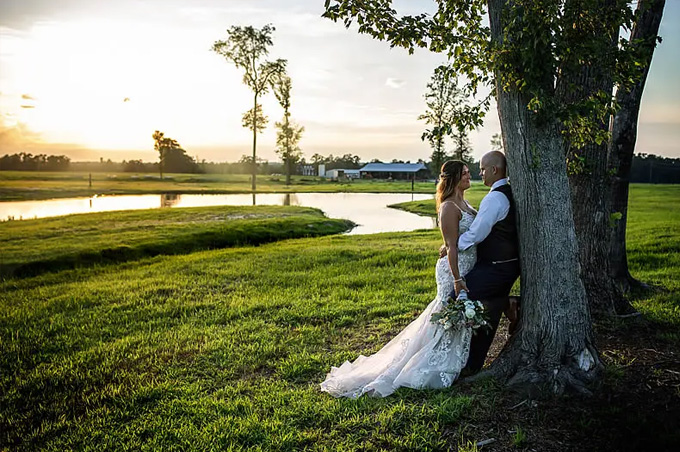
[476, 184, 519, 264]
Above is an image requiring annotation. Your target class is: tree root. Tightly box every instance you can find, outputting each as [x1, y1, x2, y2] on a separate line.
[461, 338, 604, 398]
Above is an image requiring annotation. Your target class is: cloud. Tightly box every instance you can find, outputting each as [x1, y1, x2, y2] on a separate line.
[0, 116, 95, 159]
[0, 116, 38, 147]
[18, 93, 37, 109]
[0, 0, 93, 28]
[385, 78, 406, 89]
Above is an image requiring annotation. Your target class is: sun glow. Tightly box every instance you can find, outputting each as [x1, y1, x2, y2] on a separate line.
[1, 1, 677, 162]
[0, 7, 445, 162]
[1, 18, 253, 152]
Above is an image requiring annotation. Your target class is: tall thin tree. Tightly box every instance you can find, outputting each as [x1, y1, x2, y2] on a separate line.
[490, 133, 504, 152]
[418, 66, 462, 174]
[273, 74, 304, 185]
[212, 24, 286, 191]
[451, 128, 473, 161]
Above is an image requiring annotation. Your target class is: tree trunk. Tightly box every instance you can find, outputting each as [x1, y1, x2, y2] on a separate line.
[569, 146, 630, 315]
[252, 94, 258, 192]
[561, 0, 634, 316]
[608, 0, 665, 293]
[566, 123, 626, 315]
[482, 0, 602, 395]
[285, 114, 291, 186]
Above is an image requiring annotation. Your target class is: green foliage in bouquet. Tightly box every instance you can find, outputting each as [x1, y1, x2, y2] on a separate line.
[431, 294, 491, 335]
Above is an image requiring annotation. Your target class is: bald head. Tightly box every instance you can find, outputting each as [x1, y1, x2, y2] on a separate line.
[479, 151, 507, 187]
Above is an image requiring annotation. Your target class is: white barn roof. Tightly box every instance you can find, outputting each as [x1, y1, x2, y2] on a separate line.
[359, 163, 427, 173]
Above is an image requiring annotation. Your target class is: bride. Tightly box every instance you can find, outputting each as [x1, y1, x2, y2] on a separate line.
[320, 160, 478, 398]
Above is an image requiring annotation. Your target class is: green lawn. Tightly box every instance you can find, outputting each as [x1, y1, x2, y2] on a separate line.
[0, 205, 354, 278]
[0, 171, 445, 201]
[1, 184, 678, 450]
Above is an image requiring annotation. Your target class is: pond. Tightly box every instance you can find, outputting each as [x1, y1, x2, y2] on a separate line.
[0, 192, 437, 235]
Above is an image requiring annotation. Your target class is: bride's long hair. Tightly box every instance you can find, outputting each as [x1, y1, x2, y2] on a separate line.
[436, 160, 467, 212]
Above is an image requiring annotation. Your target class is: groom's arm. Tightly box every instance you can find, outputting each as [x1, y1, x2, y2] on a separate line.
[458, 192, 509, 251]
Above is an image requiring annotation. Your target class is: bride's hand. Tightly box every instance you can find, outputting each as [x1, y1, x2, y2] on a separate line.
[439, 244, 447, 258]
[454, 279, 469, 295]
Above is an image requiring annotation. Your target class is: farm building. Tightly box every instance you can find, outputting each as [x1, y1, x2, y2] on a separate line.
[359, 162, 429, 180]
[324, 169, 361, 180]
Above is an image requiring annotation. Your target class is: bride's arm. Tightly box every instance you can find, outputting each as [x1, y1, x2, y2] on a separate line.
[439, 204, 467, 295]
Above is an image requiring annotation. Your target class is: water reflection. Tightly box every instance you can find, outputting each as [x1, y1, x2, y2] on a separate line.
[0, 192, 436, 235]
[282, 193, 299, 206]
[161, 193, 181, 208]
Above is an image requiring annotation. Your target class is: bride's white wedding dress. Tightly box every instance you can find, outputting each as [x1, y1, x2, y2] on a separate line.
[320, 208, 477, 398]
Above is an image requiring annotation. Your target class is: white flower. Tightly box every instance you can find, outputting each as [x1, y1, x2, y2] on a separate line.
[465, 308, 476, 319]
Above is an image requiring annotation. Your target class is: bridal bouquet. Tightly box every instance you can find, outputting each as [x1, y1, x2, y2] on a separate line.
[431, 291, 491, 334]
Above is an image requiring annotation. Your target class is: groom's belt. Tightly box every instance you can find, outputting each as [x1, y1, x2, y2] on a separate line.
[489, 258, 519, 265]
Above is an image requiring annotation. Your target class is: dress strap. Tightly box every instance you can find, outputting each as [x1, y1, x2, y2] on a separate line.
[441, 200, 467, 214]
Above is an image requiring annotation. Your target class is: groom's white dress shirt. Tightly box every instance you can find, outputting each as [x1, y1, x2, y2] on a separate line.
[458, 178, 510, 251]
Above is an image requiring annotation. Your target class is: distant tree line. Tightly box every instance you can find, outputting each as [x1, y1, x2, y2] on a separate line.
[202, 157, 281, 175]
[309, 153, 362, 171]
[629, 154, 680, 184]
[2, 151, 677, 183]
[0, 153, 70, 171]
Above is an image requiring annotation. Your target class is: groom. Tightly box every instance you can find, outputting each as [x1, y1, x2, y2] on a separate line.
[455, 151, 520, 372]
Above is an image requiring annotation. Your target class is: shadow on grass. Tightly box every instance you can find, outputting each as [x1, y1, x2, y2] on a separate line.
[1, 217, 355, 279]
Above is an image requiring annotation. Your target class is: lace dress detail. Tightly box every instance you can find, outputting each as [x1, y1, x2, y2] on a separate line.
[320, 210, 477, 398]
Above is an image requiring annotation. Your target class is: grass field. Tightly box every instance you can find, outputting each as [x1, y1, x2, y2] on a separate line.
[0, 171, 444, 201]
[0, 206, 354, 279]
[1, 184, 679, 451]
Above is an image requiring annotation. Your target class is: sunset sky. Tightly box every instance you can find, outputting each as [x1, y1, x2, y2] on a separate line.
[1, 0, 678, 163]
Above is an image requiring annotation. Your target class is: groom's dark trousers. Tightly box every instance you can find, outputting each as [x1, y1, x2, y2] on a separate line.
[460, 259, 520, 372]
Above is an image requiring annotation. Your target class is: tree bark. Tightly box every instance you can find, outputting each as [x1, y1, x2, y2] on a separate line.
[482, 0, 602, 395]
[558, 0, 635, 316]
[565, 117, 625, 314]
[608, 0, 665, 293]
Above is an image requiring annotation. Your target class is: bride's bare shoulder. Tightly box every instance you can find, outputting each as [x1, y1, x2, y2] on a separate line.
[440, 200, 463, 215]
[439, 201, 459, 212]
[439, 202, 462, 226]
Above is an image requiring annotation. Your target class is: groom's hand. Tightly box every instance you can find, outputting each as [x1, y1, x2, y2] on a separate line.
[439, 244, 448, 258]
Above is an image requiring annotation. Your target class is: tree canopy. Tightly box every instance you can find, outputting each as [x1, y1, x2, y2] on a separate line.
[324, 0, 644, 147]
[152, 130, 199, 176]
